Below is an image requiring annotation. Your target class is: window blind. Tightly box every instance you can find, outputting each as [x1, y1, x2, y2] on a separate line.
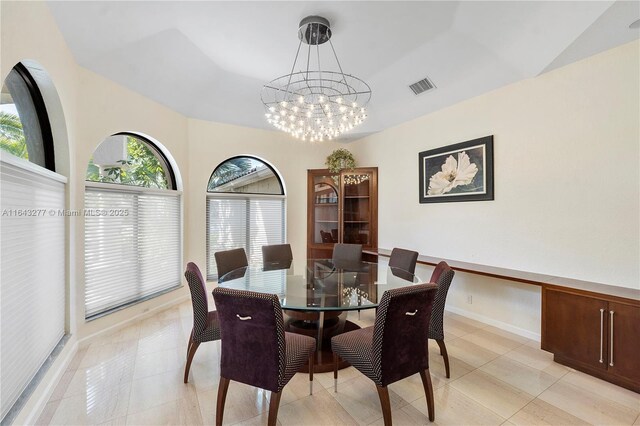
[84, 185, 181, 319]
[0, 156, 66, 421]
[207, 195, 285, 280]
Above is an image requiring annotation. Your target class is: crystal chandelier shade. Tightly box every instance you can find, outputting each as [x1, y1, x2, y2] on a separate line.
[261, 16, 371, 141]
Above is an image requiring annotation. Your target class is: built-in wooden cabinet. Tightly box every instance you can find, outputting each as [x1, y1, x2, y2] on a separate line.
[542, 286, 640, 392]
[307, 168, 377, 259]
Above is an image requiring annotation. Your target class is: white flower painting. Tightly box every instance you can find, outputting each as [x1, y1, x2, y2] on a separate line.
[427, 151, 478, 195]
[419, 136, 494, 203]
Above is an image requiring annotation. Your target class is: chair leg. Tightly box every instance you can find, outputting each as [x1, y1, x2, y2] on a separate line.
[216, 377, 230, 426]
[184, 339, 200, 383]
[309, 353, 314, 395]
[436, 339, 450, 379]
[268, 391, 282, 426]
[376, 385, 393, 426]
[333, 352, 339, 392]
[419, 369, 435, 422]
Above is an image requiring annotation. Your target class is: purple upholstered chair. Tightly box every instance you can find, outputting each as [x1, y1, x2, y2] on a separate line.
[212, 287, 316, 426]
[214, 248, 248, 278]
[389, 248, 419, 275]
[428, 261, 455, 378]
[332, 284, 438, 425]
[184, 262, 221, 383]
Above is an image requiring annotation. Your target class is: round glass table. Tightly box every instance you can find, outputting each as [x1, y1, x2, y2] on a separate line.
[218, 259, 421, 372]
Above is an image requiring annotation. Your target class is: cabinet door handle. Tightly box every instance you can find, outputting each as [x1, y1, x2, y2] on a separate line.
[609, 310, 614, 367]
[599, 308, 604, 363]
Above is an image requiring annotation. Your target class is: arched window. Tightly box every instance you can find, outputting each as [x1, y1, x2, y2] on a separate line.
[0, 63, 65, 423]
[0, 63, 55, 169]
[84, 133, 182, 319]
[207, 156, 285, 279]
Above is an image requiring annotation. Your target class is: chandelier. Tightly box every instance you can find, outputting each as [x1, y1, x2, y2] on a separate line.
[261, 16, 371, 141]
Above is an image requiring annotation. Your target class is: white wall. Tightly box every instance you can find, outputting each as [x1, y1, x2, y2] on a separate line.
[350, 40, 640, 336]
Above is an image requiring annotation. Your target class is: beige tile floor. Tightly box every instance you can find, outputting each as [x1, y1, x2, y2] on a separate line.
[36, 301, 640, 425]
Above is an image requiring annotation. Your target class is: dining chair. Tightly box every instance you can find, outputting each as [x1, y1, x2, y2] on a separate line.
[320, 229, 334, 243]
[214, 248, 248, 278]
[428, 261, 455, 378]
[262, 243, 293, 271]
[332, 283, 438, 425]
[389, 247, 419, 275]
[183, 262, 221, 383]
[332, 243, 362, 268]
[212, 287, 316, 426]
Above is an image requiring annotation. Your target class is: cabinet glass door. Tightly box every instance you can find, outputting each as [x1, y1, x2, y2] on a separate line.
[312, 174, 339, 244]
[341, 171, 371, 246]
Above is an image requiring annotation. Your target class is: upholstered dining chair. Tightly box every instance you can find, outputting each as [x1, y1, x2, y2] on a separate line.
[262, 243, 293, 271]
[389, 248, 419, 275]
[212, 287, 316, 426]
[214, 248, 248, 278]
[428, 261, 455, 378]
[332, 243, 362, 268]
[332, 284, 438, 425]
[183, 262, 221, 383]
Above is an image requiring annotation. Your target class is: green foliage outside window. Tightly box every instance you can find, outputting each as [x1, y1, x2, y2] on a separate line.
[0, 111, 28, 160]
[86, 136, 169, 189]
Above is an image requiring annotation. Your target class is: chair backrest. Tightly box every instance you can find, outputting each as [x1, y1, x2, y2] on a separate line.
[389, 248, 419, 275]
[262, 244, 293, 269]
[320, 230, 334, 243]
[332, 243, 362, 268]
[214, 248, 248, 278]
[372, 284, 437, 386]
[212, 287, 286, 392]
[428, 261, 455, 341]
[184, 262, 209, 337]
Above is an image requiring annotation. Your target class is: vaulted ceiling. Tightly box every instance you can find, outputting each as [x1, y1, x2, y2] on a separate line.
[47, 1, 639, 140]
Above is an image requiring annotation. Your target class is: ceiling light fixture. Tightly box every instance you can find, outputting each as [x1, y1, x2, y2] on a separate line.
[261, 16, 371, 141]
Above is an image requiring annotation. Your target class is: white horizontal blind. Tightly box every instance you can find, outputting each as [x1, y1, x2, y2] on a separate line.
[207, 196, 285, 280]
[0, 158, 66, 421]
[248, 198, 285, 265]
[84, 186, 181, 318]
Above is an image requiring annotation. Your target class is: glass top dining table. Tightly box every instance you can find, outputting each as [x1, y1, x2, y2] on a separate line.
[217, 259, 421, 312]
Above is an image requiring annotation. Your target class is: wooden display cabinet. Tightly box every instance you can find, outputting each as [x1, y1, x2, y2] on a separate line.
[307, 168, 378, 259]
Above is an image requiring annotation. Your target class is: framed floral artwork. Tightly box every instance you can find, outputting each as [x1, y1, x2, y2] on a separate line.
[419, 135, 494, 203]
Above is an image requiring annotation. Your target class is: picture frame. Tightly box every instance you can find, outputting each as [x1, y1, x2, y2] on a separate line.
[419, 135, 494, 203]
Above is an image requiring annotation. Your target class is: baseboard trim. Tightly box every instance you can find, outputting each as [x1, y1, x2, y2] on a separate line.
[445, 305, 541, 342]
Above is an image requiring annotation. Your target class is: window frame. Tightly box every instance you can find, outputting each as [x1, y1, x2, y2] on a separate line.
[0, 62, 64, 424]
[206, 156, 286, 281]
[83, 134, 182, 320]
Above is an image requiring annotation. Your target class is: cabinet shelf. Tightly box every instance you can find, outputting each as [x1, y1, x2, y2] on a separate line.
[308, 167, 377, 257]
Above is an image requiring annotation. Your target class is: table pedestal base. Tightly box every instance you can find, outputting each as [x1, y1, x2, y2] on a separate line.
[284, 310, 361, 373]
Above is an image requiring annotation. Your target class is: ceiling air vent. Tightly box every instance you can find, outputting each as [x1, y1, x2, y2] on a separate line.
[409, 77, 436, 95]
